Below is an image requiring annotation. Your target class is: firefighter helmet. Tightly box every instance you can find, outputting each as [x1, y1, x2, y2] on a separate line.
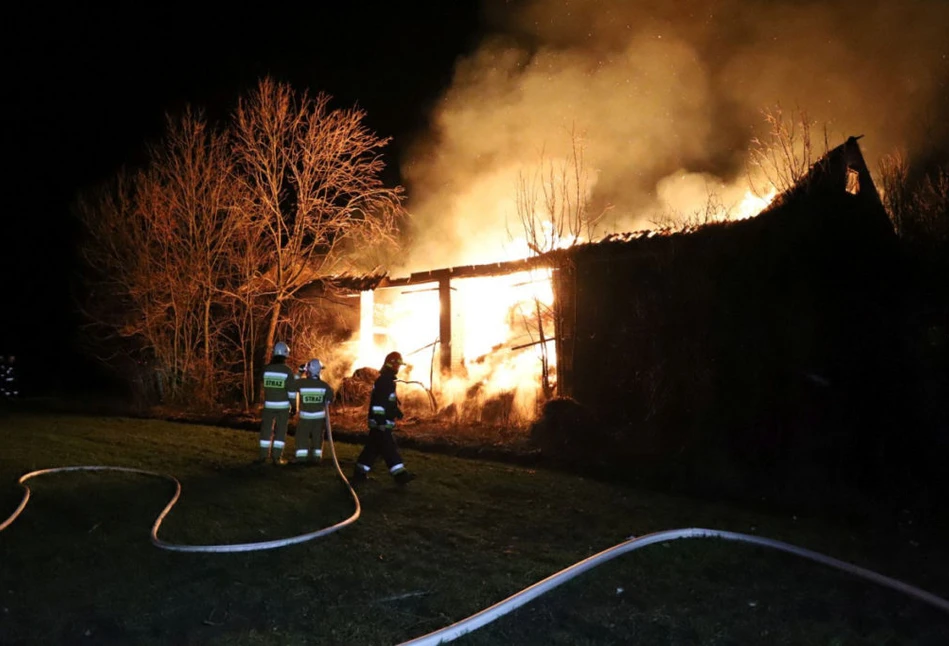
[306, 359, 323, 377]
[273, 341, 290, 358]
[383, 351, 404, 370]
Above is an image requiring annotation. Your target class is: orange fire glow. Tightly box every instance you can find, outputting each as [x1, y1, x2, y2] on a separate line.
[351, 258, 558, 422]
[732, 187, 779, 221]
[342, 181, 777, 424]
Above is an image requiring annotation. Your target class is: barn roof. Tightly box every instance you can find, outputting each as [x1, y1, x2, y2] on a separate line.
[302, 136, 889, 292]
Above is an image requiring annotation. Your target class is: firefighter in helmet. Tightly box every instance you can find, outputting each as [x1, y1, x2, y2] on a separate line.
[257, 341, 299, 464]
[352, 351, 416, 485]
[293, 358, 335, 465]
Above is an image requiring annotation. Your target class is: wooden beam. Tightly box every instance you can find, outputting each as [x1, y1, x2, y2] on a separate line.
[375, 256, 552, 289]
[439, 275, 452, 376]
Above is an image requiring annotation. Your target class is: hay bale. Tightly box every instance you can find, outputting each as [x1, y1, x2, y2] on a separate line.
[336, 367, 379, 406]
[352, 367, 379, 383]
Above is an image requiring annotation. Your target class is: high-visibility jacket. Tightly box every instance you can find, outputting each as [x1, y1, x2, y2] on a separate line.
[296, 376, 334, 420]
[368, 367, 402, 429]
[261, 360, 298, 410]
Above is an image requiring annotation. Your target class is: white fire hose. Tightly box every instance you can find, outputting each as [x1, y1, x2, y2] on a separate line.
[396, 527, 949, 645]
[2, 416, 947, 645]
[0, 413, 360, 552]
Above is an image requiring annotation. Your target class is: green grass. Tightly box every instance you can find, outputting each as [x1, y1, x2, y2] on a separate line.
[1, 411, 947, 645]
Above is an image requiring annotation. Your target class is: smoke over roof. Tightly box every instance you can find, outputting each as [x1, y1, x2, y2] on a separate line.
[398, 0, 948, 273]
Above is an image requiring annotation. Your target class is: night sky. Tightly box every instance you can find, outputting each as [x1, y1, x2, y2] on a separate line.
[3, 1, 946, 391]
[1, 2, 484, 379]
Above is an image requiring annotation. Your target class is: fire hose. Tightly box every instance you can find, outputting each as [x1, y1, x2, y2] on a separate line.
[0, 413, 360, 552]
[396, 527, 949, 645]
[2, 419, 948, 644]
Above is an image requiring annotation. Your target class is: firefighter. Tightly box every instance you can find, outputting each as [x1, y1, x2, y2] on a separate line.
[257, 341, 299, 465]
[293, 358, 335, 465]
[352, 351, 416, 485]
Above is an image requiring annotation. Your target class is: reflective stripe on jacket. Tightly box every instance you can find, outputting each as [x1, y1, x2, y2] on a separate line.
[297, 376, 335, 418]
[262, 362, 297, 410]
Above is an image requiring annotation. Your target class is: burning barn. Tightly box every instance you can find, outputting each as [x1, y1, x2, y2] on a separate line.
[302, 136, 902, 469]
[539, 136, 901, 470]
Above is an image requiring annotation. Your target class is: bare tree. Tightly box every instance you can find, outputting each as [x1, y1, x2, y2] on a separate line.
[144, 107, 242, 402]
[76, 108, 245, 405]
[879, 151, 949, 245]
[285, 295, 355, 386]
[75, 167, 183, 401]
[511, 127, 607, 399]
[76, 79, 405, 410]
[230, 77, 404, 361]
[748, 104, 830, 196]
[513, 126, 605, 254]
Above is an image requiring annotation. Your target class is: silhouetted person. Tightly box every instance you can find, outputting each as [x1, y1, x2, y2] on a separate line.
[352, 351, 416, 485]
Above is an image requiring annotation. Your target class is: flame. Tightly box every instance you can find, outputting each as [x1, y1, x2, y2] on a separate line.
[342, 180, 776, 424]
[345, 225, 564, 423]
[505, 220, 582, 258]
[731, 187, 778, 221]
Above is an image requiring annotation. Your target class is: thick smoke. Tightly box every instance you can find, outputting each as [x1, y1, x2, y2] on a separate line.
[398, 0, 948, 273]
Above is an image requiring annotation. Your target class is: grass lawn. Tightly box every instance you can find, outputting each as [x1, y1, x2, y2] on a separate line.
[1, 410, 947, 645]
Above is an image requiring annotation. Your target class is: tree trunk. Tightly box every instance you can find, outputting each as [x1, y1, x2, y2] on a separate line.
[203, 296, 213, 402]
[245, 304, 256, 410]
[264, 298, 282, 361]
[260, 297, 283, 403]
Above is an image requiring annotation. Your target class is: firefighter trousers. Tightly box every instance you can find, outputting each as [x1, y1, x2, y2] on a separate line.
[295, 418, 326, 462]
[259, 408, 290, 459]
[355, 427, 405, 473]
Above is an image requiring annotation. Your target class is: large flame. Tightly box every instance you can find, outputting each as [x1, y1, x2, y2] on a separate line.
[343, 180, 776, 424]
[350, 232, 561, 422]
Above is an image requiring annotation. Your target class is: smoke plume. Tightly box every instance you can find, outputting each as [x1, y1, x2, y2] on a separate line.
[398, 0, 949, 273]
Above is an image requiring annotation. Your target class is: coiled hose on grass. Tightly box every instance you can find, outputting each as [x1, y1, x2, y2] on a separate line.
[2, 417, 947, 644]
[0, 414, 360, 552]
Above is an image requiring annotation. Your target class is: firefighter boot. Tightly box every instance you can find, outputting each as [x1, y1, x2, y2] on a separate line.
[309, 445, 323, 466]
[393, 470, 417, 486]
